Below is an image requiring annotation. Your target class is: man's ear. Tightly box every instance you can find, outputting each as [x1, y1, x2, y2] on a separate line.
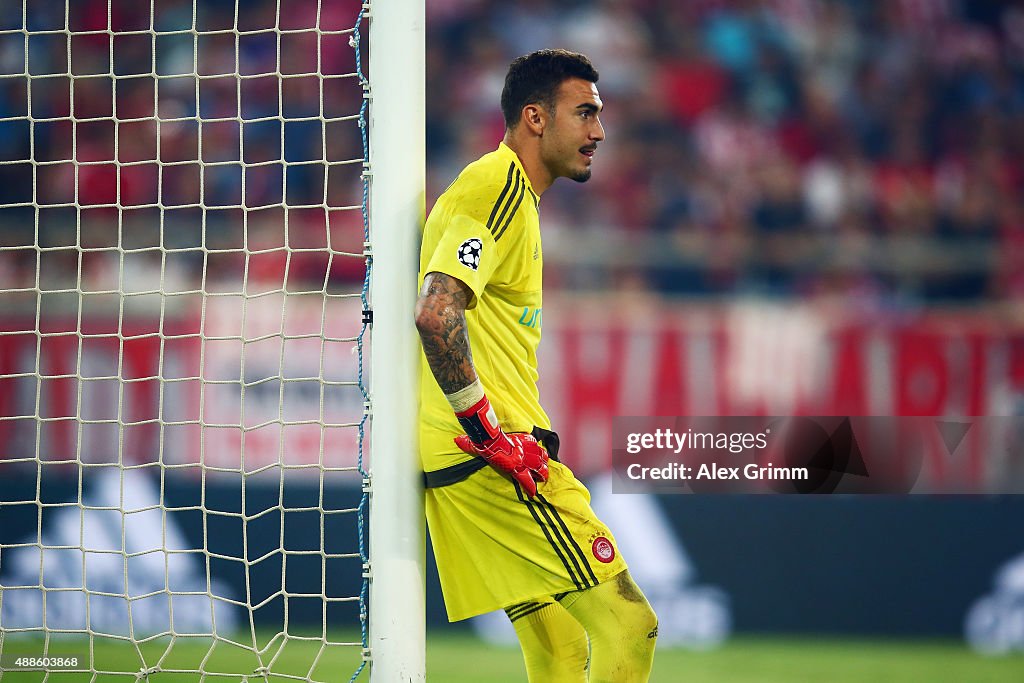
[522, 103, 545, 136]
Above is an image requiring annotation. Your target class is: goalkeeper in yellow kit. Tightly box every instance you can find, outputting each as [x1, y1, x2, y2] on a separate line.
[415, 49, 657, 682]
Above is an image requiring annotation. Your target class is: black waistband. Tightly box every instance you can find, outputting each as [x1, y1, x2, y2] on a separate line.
[423, 426, 561, 489]
[423, 457, 489, 488]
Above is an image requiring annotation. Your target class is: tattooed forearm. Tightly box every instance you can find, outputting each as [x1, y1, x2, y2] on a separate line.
[414, 272, 477, 395]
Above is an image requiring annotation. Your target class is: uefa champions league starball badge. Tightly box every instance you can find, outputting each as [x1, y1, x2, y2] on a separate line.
[457, 238, 483, 271]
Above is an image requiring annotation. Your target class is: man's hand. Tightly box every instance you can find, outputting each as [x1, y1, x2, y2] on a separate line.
[453, 394, 549, 496]
[455, 431, 549, 497]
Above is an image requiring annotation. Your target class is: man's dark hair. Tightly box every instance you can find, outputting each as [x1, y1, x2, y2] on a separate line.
[500, 49, 599, 129]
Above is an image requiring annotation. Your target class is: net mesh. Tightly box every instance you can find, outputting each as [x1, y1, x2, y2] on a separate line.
[0, 1, 373, 679]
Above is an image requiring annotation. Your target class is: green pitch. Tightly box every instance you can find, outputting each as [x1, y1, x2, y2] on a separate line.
[0, 632, 1021, 682]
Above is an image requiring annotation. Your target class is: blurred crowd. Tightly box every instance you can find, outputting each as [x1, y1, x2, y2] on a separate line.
[0, 0, 368, 296]
[1, 0, 1023, 304]
[428, 0, 1024, 304]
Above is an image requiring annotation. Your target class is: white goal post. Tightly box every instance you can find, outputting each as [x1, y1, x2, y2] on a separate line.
[367, 0, 426, 681]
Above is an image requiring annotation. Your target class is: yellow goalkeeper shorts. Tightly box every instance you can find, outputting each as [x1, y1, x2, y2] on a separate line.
[425, 459, 628, 622]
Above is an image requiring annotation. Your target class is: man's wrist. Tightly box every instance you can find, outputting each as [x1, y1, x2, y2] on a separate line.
[444, 378, 485, 413]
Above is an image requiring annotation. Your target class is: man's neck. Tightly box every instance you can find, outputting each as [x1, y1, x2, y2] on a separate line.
[502, 132, 553, 195]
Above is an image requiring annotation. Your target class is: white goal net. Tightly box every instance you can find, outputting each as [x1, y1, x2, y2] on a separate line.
[0, 1, 412, 680]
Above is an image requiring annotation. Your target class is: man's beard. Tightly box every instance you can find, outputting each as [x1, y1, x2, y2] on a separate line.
[570, 168, 592, 183]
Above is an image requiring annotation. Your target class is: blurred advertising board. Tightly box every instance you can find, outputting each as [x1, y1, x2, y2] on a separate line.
[538, 299, 1023, 478]
[0, 294, 365, 475]
[2, 298, 1022, 478]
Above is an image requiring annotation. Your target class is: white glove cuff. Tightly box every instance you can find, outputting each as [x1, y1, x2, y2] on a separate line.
[445, 378, 485, 413]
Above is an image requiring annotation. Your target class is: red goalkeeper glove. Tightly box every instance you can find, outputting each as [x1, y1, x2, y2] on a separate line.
[453, 395, 549, 497]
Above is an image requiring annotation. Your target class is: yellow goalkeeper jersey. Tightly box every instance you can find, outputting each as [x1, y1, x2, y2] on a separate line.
[418, 142, 549, 473]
